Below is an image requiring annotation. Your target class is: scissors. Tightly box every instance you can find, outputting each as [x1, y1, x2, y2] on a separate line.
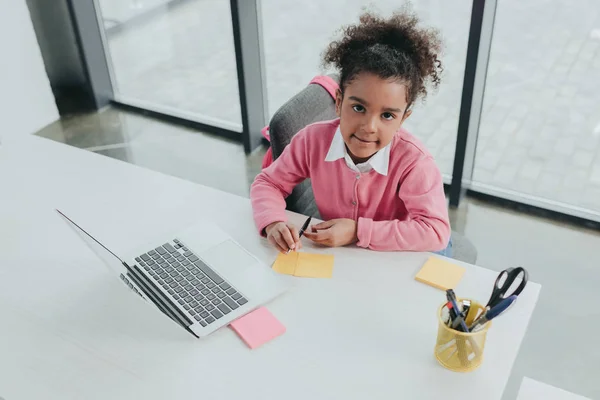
[485, 267, 528, 309]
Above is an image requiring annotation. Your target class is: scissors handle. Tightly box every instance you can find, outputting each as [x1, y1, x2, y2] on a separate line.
[486, 267, 528, 308]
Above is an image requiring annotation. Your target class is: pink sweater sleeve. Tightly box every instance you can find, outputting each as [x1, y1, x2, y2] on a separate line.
[356, 156, 451, 252]
[250, 130, 311, 235]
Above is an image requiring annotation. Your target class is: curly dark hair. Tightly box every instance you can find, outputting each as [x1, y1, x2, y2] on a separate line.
[322, 7, 443, 107]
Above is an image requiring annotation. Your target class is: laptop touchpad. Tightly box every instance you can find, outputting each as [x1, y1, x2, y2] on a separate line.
[199, 240, 260, 280]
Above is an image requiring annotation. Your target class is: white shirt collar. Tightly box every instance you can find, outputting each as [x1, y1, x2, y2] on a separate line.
[325, 126, 390, 176]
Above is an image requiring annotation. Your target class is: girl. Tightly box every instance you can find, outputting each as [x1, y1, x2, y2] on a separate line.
[250, 9, 451, 255]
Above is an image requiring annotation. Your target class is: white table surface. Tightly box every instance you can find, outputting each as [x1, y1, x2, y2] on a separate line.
[517, 377, 591, 400]
[0, 136, 541, 400]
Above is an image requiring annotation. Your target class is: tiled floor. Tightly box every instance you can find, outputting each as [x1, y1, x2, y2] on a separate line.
[36, 107, 600, 400]
[94, 0, 600, 214]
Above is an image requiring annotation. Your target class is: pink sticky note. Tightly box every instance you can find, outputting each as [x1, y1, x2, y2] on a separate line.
[230, 307, 286, 349]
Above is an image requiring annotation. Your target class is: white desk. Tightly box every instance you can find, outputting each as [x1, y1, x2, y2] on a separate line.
[0, 136, 540, 400]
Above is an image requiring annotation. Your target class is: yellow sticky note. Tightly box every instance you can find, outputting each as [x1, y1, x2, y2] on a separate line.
[415, 256, 465, 290]
[272, 251, 334, 278]
[295, 253, 334, 278]
[273, 252, 298, 275]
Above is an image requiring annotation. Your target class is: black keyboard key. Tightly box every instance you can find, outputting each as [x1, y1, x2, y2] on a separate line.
[184, 305, 191, 310]
[183, 247, 189, 251]
[184, 284, 193, 291]
[184, 250, 193, 257]
[200, 311, 209, 318]
[218, 303, 231, 315]
[176, 266, 186, 273]
[201, 278, 210, 284]
[152, 254, 162, 260]
[177, 299, 185, 305]
[194, 261, 224, 285]
[205, 316, 215, 324]
[232, 293, 242, 300]
[165, 266, 174, 272]
[190, 301, 198, 308]
[156, 246, 167, 255]
[165, 276, 174, 283]
[226, 288, 236, 295]
[191, 279, 200, 285]
[198, 284, 206, 290]
[201, 289, 210, 295]
[190, 268, 199, 274]
[175, 286, 184, 293]
[173, 294, 180, 300]
[206, 304, 215, 311]
[212, 299, 221, 305]
[148, 250, 157, 256]
[200, 299, 209, 306]
[182, 260, 190, 266]
[182, 270, 191, 277]
[197, 273, 206, 279]
[184, 295, 193, 302]
[207, 294, 216, 300]
[174, 239, 180, 244]
[141, 254, 151, 261]
[194, 315, 202, 321]
[211, 309, 223, 319]
[147, 259, 156, 265]
[189, 289, 199, 296]
[194, 305, 204, 313]
[169, 281, 178, 288]
[217, 292, 226, 299]
[219, 283, 231, 290]
[164, 243, 176, 253]
[223, 297, 239, 310]
[175, 244, 183, 249]
[212, 287, 220, 293]
[237, 297, 248, 305]
[177, 256, 185, 262]
[167, 289, 175, 295]
[159, 273, 168, 279]
[175, 276, 184, 282]
[135, 257, 142, 262]
[151, 264, 161, 271]
[143, 264, 150, 271]
[189, 255, 199, 262]
[207, 282, 215, 289]
[199, 320, 207, 327]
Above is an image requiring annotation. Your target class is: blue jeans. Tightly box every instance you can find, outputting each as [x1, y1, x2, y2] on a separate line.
[433, 237, 453, 258]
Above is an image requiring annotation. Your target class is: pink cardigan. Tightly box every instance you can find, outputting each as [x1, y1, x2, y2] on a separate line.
[250, 119, 451, 252]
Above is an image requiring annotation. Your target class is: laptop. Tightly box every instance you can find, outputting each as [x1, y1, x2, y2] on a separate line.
[56, 209, 289, 338]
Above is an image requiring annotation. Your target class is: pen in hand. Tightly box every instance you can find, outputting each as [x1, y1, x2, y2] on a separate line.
[286, 216, 312, 254]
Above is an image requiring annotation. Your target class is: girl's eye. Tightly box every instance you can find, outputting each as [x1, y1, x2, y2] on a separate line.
[382, 112, 395, 120]
[352, 105, 365, 113]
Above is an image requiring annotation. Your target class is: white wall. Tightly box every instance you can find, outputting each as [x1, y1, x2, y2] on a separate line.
[0, 0, 59, 142]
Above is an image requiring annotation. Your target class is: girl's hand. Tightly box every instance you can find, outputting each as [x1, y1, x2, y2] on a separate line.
[265, 221, 302, 253]
[303, 219, 358, 247]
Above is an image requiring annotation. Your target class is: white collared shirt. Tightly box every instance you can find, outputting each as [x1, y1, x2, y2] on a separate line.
[324, 126, 391, 175]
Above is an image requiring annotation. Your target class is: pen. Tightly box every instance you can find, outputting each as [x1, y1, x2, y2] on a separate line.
[469, 295, 517, 332]
[298, 216, 312, 238]
[446, 289, 469, 333]
[286, 216, 312, 254]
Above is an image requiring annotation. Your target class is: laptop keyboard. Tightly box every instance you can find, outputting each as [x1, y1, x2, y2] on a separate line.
[135, 239, 248, 327]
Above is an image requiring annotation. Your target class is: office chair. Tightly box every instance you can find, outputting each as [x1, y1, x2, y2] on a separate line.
[266, 75, 478, 264]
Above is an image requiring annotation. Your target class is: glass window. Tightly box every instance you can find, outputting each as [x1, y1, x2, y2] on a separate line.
[95, 0, 242, 131]
[473, 0, 600, 216]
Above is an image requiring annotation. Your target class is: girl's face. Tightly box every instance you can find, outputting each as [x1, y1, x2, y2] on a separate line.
[335, 72, 412, 164]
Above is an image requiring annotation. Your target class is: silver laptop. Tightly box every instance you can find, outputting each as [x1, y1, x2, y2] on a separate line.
[56, 209, 289, 338]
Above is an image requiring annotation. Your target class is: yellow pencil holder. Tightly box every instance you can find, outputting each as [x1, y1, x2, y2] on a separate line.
[434, 300, 491, 372]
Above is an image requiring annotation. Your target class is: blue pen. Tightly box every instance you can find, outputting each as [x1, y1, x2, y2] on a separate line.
[469, 295, 517, 332]
[446, 289, 470, 333]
